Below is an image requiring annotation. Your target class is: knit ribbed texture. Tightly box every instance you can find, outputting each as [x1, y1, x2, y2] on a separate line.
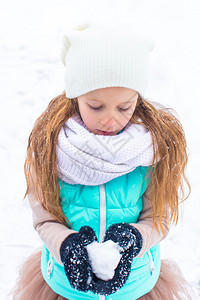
[61, 21, 155, 98]
[56, 114, 155, 185]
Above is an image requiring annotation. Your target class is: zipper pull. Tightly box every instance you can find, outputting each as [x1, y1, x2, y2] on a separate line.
[47, 253, 53, 278]
[147, 250, 155, 276]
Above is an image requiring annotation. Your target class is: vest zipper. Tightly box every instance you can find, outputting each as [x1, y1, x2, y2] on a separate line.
[99, 184, 107, 243]
[99, 184, 106, 300]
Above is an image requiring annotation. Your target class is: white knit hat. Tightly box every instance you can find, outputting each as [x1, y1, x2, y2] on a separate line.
[61, 21, 155, 99]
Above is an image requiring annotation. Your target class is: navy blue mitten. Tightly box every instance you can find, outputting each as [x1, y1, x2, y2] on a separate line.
[60, 226, 98, 292]
[104, 222, 143, 254]
[89, 223, 143, 296]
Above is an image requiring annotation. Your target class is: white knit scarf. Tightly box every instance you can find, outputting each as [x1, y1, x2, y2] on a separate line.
[56, 114, 154, 185]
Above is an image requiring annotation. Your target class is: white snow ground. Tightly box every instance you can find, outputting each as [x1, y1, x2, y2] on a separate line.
[0, 0, 200, 299]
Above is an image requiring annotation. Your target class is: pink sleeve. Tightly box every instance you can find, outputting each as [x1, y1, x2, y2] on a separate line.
[130, 184, 171, 258]
[28, 185, 77, 265]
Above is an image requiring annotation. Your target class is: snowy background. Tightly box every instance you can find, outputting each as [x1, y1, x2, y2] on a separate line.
[1, 0, 200, 298]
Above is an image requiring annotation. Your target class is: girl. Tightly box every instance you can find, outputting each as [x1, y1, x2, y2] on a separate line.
[12, 21, 197, 299]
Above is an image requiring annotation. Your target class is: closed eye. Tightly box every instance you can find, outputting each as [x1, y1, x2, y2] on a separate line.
[89, 106, 102, 110]
[89, 106, 130, 111]
[119, 107, 130, 111]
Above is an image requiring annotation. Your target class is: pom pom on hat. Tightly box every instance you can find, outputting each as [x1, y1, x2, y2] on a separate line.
[61, 21, 155, 99]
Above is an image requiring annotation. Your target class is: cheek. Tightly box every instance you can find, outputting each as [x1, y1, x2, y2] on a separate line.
[86, 112, 97, 126]
[80, 107, 97, 128]
[120, 110, 134, 125]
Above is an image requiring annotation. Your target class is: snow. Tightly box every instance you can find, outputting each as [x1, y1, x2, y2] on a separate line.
[86, 240, 122, 281]
[1, 0, 200, 298]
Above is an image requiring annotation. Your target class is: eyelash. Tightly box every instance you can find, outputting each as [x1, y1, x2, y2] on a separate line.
[89, 106, 130, 111]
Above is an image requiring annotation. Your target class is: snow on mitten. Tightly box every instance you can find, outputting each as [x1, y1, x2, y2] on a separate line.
[60, 226, 97, 292]
[104, 222, 143, 254]
[89, 222, 143, 296]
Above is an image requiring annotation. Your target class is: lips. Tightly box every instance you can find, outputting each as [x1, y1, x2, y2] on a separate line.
[97, 130, 114, 136]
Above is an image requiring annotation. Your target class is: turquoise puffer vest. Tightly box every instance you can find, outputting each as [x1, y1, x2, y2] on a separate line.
[41, 166, 161, 300]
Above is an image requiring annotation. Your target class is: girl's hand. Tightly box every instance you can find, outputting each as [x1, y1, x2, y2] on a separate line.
[59, 223, 143, 296]
[60, 226, 98, 292]
[86, 240, 122, 280]
[88, 223, 143, 296]
[103, 222, 143, 255]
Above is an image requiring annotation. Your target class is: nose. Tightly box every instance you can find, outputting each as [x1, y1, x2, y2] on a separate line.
[100, 116, 117, 129]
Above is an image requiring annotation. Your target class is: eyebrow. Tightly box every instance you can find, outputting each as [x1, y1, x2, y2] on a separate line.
[86, 94, 137, 104]
[87, 99, 132, 104]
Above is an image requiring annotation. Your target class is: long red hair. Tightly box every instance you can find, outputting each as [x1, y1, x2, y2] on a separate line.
[24, 91, 190, 234]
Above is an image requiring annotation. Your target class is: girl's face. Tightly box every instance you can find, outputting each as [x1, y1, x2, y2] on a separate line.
[77, 87, 138, 136]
